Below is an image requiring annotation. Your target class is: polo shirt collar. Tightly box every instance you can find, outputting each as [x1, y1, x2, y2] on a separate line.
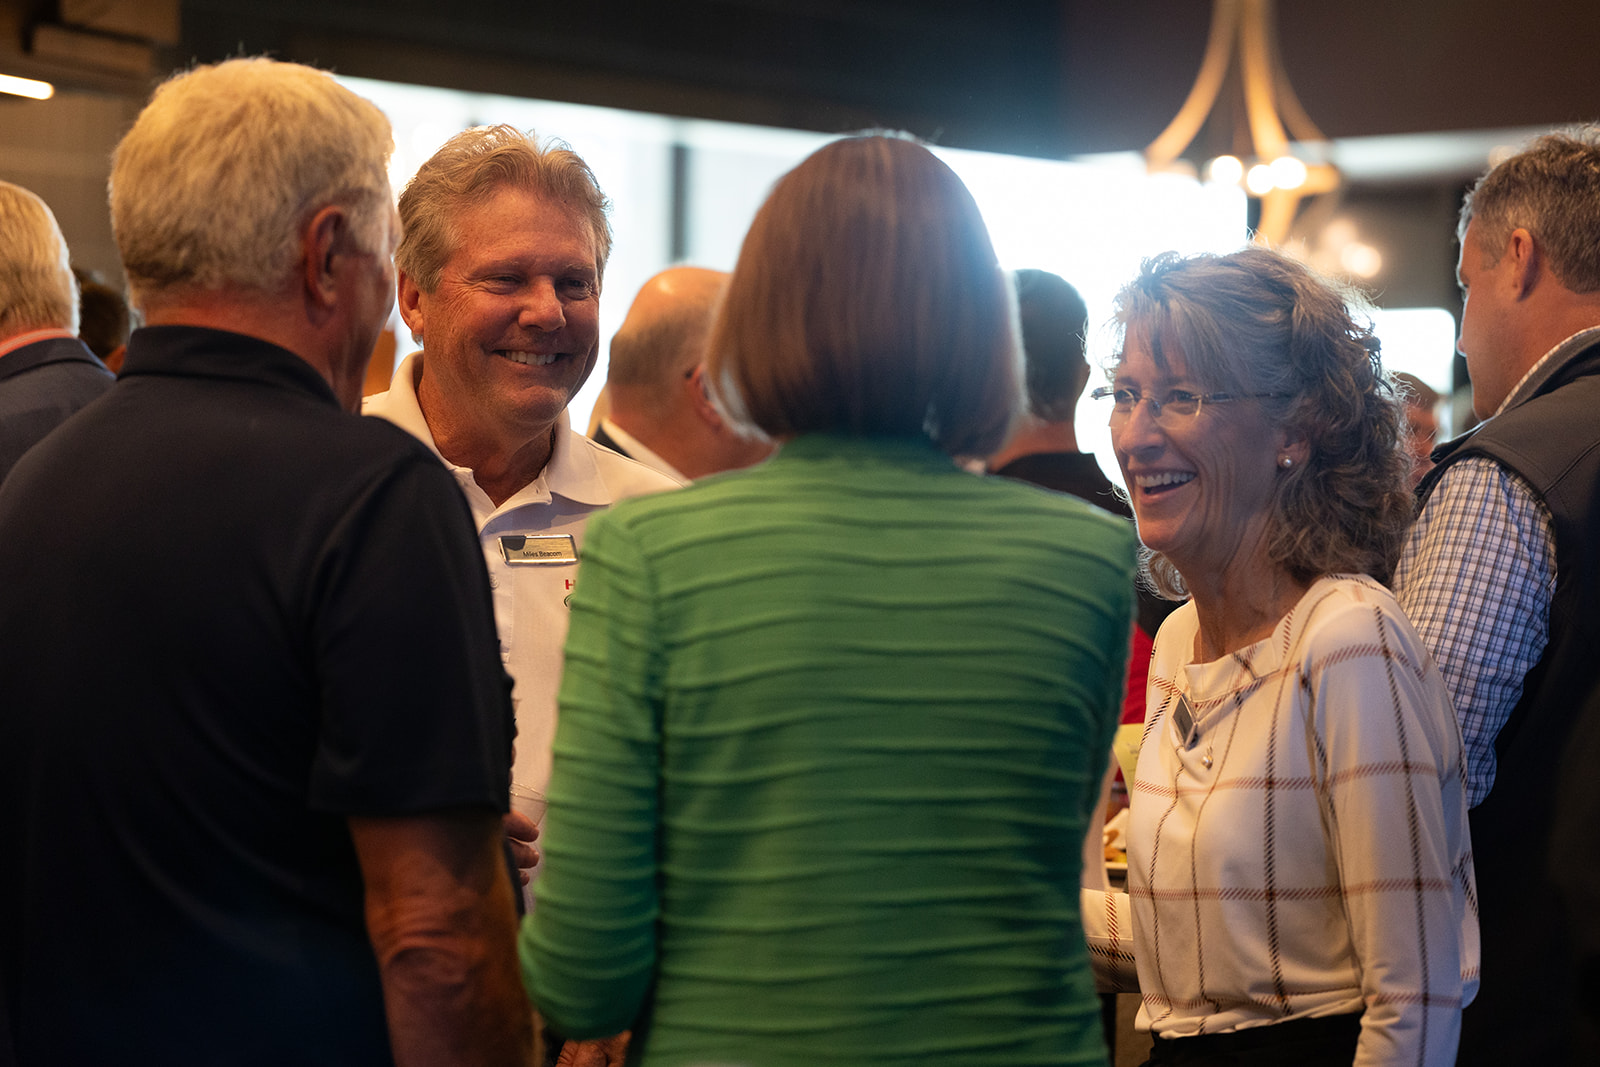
[379, 350, 612, 510]
[119, 325, 340, 405]
[596, 418, 689, 483]
[0, 327, 77, 360]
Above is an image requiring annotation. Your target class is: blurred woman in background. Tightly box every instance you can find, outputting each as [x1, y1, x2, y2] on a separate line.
[1082, 248, 1477, 1066]
[521, 134, 1138, 1066]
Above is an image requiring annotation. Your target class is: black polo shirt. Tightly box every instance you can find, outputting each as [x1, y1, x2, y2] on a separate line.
[0, 326, 514, 1065]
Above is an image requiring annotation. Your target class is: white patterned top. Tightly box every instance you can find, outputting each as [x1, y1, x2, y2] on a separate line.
[1084, 576, 1479, 1066]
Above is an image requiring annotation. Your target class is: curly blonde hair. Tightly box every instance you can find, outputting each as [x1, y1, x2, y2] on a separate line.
[1111, 247, 1414, 598]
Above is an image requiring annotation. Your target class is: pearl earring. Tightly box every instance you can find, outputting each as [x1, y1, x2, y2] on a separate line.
[1279, 454, 1294, 469]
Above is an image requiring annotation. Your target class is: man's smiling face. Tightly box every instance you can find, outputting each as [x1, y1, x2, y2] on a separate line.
[402, 183, 601, 456]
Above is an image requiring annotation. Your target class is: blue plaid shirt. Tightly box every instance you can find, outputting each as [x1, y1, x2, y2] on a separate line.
[1389, 329, 1600, 808]
[1394, 457, 1554, 806]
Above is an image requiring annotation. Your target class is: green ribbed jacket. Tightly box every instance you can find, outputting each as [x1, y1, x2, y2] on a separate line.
[522, 433, 1136, 1066]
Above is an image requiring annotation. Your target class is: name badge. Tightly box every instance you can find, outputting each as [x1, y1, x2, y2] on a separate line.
[1172, 694, 1198, 749]
[499, 534, 578, 565]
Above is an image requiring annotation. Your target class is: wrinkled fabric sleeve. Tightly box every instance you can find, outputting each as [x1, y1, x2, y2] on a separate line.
[1080, 888, 1139, 993]
[1394, 457, 1554, 806]
[520, 512, 662, 1038]
[1307, 602, 1474, 1067]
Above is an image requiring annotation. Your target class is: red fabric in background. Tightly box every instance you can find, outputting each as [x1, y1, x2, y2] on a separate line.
[1121, 621, 1153, 724]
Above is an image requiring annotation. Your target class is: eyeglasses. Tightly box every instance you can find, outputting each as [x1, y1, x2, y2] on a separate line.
[1089, 386, 1289, 427]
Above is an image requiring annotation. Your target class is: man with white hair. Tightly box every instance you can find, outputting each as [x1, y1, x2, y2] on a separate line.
[0, 181, 112, 485]
[0, 59, 531, 1064]
[594, 266, 772, 480]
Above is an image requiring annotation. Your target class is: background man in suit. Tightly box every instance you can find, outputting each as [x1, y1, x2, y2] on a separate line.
[593, 266, 772, 480]
[0, 181, 112, 485]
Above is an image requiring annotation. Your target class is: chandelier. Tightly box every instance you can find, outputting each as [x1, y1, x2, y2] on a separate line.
[1144, 0, 1338, 245]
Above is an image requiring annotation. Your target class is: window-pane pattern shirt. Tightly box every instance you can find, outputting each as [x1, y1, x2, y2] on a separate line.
[1084, 577, 1478, 1065]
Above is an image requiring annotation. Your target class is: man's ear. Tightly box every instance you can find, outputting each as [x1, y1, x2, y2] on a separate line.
[396, 271, 426, 344]
[685, 364, 726, 430]
[1507, 227, 1540, 299]
[302, 205, 347, 314]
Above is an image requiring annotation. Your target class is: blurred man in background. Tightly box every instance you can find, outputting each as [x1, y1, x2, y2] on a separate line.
[0, 182, 112, 485]
[594, 266, 772, 480]
[1393, 370, 1441, 487]
[988, 268, 1174, 723]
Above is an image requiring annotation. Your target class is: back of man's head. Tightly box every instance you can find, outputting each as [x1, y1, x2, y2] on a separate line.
[72, 268, 131, 360]
[1460, 125, 1600, 293]
[0, 181, 78, 338]
[607, 267, 728, 417]
[1014, 269, 1089, 422]
[109, 58, 394, 312]
[395, 124, 612, 295]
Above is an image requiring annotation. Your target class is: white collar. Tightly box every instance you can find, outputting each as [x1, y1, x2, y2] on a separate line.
[598, 418, 690, 483]
[364, 351, 616, 516]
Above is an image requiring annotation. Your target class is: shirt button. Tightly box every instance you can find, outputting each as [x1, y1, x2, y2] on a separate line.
[488, 575, 500, 589]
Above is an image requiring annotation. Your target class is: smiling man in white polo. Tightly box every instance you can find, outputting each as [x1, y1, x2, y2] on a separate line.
[364, 127, 677, 914]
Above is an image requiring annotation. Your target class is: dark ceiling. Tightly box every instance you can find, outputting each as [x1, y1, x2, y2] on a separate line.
[175, 0, 1600, 161]
[180, 0, 1076, 157]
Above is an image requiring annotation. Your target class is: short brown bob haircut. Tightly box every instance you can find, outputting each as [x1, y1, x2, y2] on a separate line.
[705, 134, 1022, 458]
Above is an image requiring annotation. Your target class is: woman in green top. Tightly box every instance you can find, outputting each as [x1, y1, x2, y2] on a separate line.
[521, 134, 1138, 1066]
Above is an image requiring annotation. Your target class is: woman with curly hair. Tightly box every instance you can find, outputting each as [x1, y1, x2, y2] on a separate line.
[1082, 247, 1478, 1066]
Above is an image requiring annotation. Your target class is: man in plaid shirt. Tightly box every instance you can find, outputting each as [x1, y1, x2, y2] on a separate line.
[1394, 126, 1600, 1065]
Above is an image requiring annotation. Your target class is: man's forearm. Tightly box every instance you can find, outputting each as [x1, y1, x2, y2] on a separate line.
[352, 812, 535, 1066]
[371, 908, 532, 1065]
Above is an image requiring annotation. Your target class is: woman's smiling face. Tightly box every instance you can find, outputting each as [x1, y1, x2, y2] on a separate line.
[1109, 329, 1289, 590]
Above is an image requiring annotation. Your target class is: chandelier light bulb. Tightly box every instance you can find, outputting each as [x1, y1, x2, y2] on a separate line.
[1244, 163, 1276, 196]
[1142, 1, 1340, 243]
[1269, 155, 1308, 190]
[1340, 242, 1383, 279]
[1206, 155, 1244, 185]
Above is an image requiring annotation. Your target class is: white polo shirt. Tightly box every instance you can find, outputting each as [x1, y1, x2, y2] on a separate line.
[366, 352, 683, 795]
